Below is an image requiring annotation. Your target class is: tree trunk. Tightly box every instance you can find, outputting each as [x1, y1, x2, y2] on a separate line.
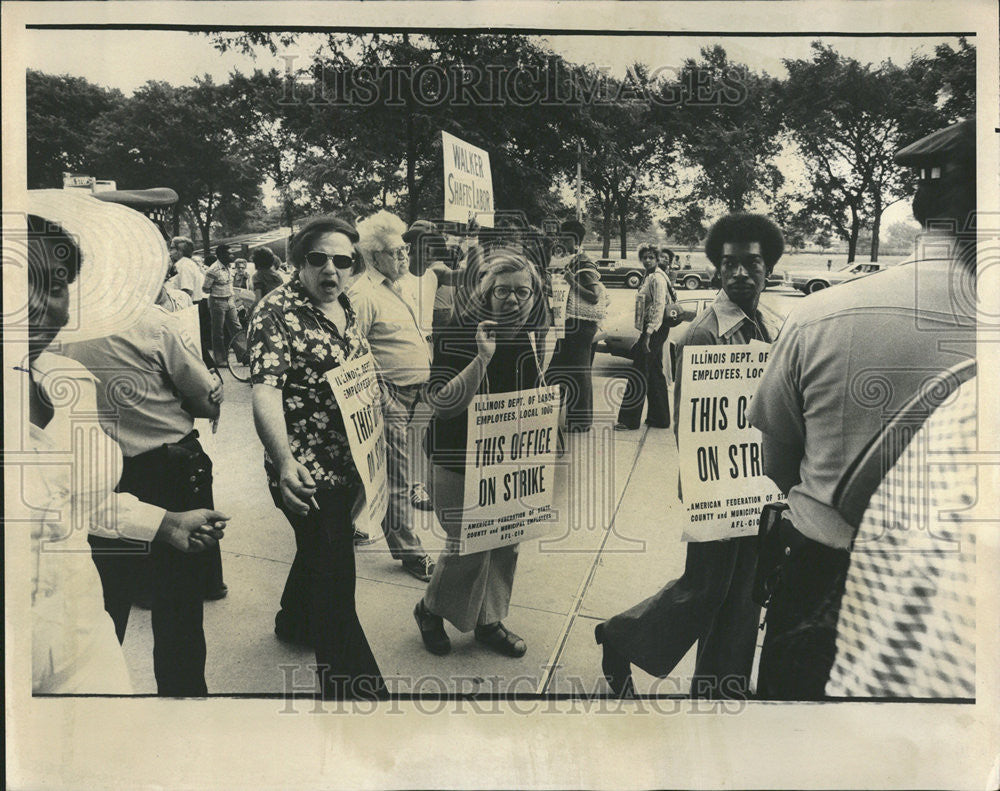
[618, 207, 628, 258]
[602, 215, 612, 258]
[869, 194, 882, 262]
[846, 204, 860, 264]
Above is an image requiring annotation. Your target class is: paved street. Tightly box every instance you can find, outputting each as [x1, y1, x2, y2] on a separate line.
[120, 286, 802, 696]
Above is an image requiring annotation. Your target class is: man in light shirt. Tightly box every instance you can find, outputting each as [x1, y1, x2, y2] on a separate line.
[349, 210, 435, 582]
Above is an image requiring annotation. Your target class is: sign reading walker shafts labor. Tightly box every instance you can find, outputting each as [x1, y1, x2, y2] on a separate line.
[677, 341, 783, 541]
[326, 351, 388, 529]
[442, 130, 494, 227]
[460, 386, 560, 554]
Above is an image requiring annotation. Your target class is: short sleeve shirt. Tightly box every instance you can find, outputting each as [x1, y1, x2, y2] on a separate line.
[203, 263, 234, 299]
[248, 277, 368, 489]
[171, 257, 205, 302]
[252, 268, 284, 300]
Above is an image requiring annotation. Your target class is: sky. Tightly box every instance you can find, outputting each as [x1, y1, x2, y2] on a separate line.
[24, 29, 962, 92]
[26, 28, 951, 232]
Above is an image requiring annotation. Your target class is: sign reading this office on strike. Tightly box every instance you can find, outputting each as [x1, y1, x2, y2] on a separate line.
[442, 130, 494, 227]
[676, 341, 783, 541]
[326, 351, 388, 529]
[549, 279, 571, 340]
[460, 386, 560, 555]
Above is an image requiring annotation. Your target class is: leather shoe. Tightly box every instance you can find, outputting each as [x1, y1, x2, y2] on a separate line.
[204, 583, 228, 601]
[413, 600, 451, 655]
[475, 622, 527, 658]
[595, 622, 635, 698]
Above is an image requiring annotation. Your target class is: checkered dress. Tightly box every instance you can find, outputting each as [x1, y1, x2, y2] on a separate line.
[825, 378, 977, 698]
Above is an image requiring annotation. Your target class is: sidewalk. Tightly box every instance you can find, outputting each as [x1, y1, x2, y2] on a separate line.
[120, 372, 695, 695]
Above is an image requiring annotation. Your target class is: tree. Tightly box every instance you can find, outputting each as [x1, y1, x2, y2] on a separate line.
[26, 70, 123, 188]
[782, 45, 921, 262]
[883, 219, 921, 254]
[669, 47, 784, 214]
[87, 78, 262, 252]
[930, 37, 975, 120]
[659, 203, 707, 249]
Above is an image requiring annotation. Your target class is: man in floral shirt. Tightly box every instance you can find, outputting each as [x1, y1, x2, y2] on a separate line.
[248, 215, 385, 699]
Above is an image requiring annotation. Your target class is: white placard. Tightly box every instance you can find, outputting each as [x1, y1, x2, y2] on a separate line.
[676, 341, 783, 541]
[549, 280, 571, 340]
[460, 386, 560, 555]
[325, 351, 388, 529]
[442, 130, 494, 227]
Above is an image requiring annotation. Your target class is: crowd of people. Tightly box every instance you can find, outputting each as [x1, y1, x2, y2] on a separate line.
[23, 118, 978, 701]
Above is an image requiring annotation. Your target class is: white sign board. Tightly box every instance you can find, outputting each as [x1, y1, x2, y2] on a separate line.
[549, 280, 571, 340]
[326, 351, 389, 529]
[460, 386, 560, 554]
[442, 130, 494, 227]
[676, 341, 783, 541]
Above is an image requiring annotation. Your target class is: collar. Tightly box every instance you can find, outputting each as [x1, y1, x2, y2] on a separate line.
[711, 289, 758, 339]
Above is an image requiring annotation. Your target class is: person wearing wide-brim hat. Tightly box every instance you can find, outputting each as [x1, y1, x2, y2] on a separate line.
[21, 190, 229, 694]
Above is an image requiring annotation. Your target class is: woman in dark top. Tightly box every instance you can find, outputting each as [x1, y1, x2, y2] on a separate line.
[414, 249, 547, 658]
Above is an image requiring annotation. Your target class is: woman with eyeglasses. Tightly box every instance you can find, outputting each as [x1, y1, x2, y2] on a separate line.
[248, 215, 386, 699]
[413, 249, 548, 658]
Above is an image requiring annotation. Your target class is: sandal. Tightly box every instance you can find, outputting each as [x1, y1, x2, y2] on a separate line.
[413, 600, 451, 655]
[474, 622, 527, 658]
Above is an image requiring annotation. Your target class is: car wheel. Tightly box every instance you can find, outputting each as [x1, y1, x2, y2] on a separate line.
[625, 272, 641, 288]
[806, 279, 829, 293]
[684, 276, 701, 290]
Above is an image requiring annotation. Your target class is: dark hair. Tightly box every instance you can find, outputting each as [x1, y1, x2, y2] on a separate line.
[214, 244, 232, 262]
[661, 247, 675, 263]
[637, 243, 659, 261]
[287, 216, 360, 268]
[560, 219, 586, 246]
[704, 213, 784, 272]
[251, 247, 279, 270]
[27, 214, 82, 282]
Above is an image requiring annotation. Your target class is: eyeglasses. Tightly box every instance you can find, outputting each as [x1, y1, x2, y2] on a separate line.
[377, 244, 410, 261]
[304, 251, 355, 269]
[490, 285, 534, 302]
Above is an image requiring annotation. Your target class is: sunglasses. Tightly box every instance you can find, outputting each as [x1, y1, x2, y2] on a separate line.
[304, 251, 355, 269]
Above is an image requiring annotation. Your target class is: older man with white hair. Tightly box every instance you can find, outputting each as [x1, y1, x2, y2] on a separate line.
[348, 210, 435, 582]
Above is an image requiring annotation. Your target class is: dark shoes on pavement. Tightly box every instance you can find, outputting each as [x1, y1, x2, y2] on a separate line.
[353, 527, 371, 545]
[475, 622, 527, 658]
[595, 622, 636, 698]
[402, 554, 435, 582]
[409, 483, 434, 512]
[205, 583, 229, 601]
[274, 615, 313, 649]
[413, 600, 451, 655]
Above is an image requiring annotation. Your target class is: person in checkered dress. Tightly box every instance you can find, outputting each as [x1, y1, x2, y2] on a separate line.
[826, 374, 977, 698]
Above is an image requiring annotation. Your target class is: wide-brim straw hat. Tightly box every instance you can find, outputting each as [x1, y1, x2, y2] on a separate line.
[27, 189, 169, 343]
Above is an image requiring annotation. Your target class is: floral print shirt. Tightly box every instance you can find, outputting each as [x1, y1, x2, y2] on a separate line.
[248, 276, 367, 489]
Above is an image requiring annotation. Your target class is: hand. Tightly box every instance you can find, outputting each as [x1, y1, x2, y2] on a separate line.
[156, 509, 230, 553]
[278, 459, 317, 517]
[640, 333, 651, 354]
[208, 374, 224, 405]
[475, 321, 498, 361]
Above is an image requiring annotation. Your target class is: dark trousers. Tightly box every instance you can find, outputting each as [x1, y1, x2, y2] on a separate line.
[88, 433, 214, 696]
[548, 319, 598, 432]
[617, 323, 670, 429]
[273, 485, 386, 699]
[603, 536, 760, 699]
[755, 523, 850, 700]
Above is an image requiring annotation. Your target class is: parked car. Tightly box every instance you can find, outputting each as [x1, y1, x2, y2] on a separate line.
[594, 258, 646, 288]
[784, 260, 886, 294]
[671, 265, 783, 291]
